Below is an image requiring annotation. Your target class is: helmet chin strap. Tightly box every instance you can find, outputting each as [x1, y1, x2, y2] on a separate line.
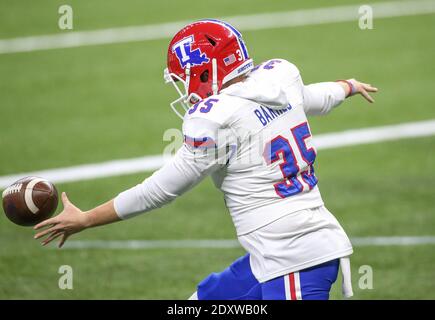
[212, 58, 218, 95]
[184, 62, 202, 104]
[186, 59, 218, 100]
[184, 63, 191, 96]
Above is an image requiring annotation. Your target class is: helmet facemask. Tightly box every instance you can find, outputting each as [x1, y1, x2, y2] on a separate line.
[164, 58, 219, 119]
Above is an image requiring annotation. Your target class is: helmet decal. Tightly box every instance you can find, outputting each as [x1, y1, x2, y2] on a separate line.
[223, 54, 236, 66]
[200, 19, 249, 59]
[166, 19, 254, 119]
[172, 35, 210, 68]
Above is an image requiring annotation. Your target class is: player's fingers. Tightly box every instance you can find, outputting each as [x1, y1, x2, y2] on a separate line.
[58, 233, 69, 248]
[62, 192, 80, 211]
[62, 192, 70, 207]
[360, 82, 378, 92]
[365, 87, 378, 93]
[360, 89, 375, 103]
[33, 217, 58, 230]
[42, 231, 63, 246]
[34, 225, 62, 239]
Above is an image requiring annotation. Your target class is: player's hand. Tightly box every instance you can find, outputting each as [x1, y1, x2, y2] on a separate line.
[348, 78, 378, 103]
[34, 192, 89, 248]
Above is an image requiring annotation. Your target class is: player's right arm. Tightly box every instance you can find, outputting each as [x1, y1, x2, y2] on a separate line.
[261, 58, 378, 115]
[303, 79, 378, 115]
[335, 79, 378, 103]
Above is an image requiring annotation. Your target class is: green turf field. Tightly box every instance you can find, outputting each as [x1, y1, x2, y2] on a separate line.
[0, 0, 434, 299]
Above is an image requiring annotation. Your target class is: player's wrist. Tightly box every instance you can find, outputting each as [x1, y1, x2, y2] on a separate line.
[82, 211, 94, 229]
[336, 79, 357, 97]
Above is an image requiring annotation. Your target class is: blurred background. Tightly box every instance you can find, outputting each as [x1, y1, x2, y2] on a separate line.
[0, 0, 434, 299]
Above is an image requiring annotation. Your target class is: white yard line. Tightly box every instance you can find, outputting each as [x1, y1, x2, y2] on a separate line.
[0, 155, 166, 189]
[1, 0, 435, 54]
[1, 119, 434, 189]
[313, 119, 435, 149]
[61, 236, 435, 250]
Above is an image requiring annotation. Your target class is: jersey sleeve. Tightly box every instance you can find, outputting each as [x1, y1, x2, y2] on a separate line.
[262, 59, 346, 115]
[256, 59, 305, 109]
[302, 82, 346, 116]
[114, 117, 232, 219]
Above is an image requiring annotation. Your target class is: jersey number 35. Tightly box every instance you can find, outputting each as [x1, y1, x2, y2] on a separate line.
[264, 122, 318, 198]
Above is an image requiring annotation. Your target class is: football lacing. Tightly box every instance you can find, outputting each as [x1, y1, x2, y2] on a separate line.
[2, 183, 23, 198]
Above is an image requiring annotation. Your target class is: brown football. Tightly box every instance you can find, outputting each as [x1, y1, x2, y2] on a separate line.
[2, 177, 58, 226]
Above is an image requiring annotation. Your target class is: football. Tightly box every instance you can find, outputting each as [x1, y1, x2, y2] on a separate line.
[2, 177, 58, 226]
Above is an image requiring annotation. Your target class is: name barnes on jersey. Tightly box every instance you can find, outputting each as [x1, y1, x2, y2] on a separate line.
[185, 102, 296, 167]
[254, 103, 293, 127]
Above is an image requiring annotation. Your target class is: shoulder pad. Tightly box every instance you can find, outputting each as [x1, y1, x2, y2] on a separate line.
[252, 58, 301, 81]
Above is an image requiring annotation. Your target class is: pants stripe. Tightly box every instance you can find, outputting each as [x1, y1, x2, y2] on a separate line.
[294, 272, 302, 300]
[289, 273, 297, 300]
[284, 273, 290, 299]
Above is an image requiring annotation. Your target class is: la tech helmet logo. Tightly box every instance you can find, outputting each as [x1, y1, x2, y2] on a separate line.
[172, 35, 210, 68]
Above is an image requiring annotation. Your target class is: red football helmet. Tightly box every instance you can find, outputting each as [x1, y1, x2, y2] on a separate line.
[164, 19, 253, 118]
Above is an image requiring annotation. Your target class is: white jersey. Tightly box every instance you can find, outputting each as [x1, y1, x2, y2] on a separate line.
[114, 59, 353, 282]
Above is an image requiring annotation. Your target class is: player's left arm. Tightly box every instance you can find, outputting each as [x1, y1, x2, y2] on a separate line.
[34, 195, 119, 247]
[303, 79, 378, 116]
[33, 144, 216, 247]
[34, 118, 228, 247]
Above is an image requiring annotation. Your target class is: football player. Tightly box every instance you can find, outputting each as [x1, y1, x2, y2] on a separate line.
[34, 20, 377, 300]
